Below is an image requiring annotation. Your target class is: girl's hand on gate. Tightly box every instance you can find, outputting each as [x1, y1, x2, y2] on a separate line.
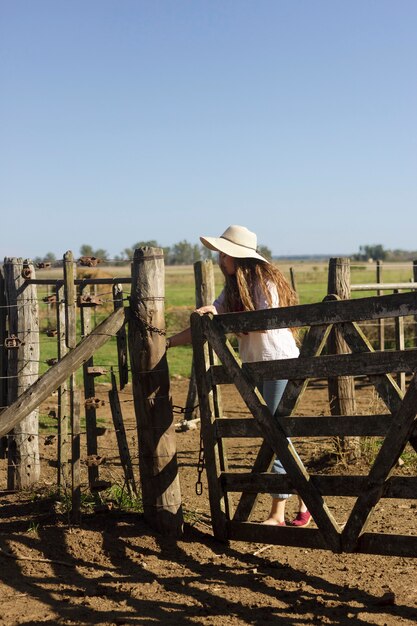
[195, 305, 217, 315]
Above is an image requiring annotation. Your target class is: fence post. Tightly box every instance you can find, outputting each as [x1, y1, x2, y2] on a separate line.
[56, 281, 70, 489]
[289, 266, 297, 294]
[79, 283, 99, 488]
[63, 251, 81, 521]
[327, 257, 359, 461]
[128, 247, 183, 536]
[413, 261, 417, 351]
[113, 283, 129, 389]
[376, 260, 385, 350]
[184, 259, 216, 421]
[4, 257, 40, 489]
[0, 267, 7, 458]
[394, 289, 405, 393]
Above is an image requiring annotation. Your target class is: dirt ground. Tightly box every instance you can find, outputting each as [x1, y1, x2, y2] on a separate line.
[0, 379, 416, 626]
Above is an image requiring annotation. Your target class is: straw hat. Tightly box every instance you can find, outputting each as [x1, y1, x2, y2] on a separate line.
[200, 225, 269, 263]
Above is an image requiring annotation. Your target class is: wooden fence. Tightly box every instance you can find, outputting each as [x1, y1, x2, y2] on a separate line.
[1, 253, 417, 553]
[191, 288, 417, 557]
[0, 250, 183, 536]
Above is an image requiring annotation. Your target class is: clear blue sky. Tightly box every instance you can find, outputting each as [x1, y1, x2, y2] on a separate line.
[1, 0, 416, 260]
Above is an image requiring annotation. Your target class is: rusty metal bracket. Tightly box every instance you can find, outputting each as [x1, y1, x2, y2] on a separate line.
[21, 265, 32, 279]
[87, 366, 108, 377]
[4, 335, 24, 349]
[77, 294, 103, 307]
[86, 454, 106, 467]
[85, 396, 105, 409]
[43, 294, 57, 304]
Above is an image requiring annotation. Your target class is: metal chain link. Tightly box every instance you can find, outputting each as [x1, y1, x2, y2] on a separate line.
[131, 306, 166, 336]
[195, 434, 205, 495]
[172, 404, 199, 416]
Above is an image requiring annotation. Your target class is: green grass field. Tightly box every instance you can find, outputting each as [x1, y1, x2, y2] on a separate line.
[35, 260, 416, 381]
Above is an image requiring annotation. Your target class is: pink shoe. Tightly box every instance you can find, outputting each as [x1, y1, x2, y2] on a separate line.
[291, 511, 312, 527]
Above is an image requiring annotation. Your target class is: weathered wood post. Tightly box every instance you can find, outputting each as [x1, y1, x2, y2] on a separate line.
[3, 258, 40, 489]
[327, 257, 359, 461]
[113, 283, 129, 389]
[289, 266, 297, 294]
[79, 283, 99, 488]
[56, 280, 70, 489]
[0, 267, 7, 458]
[63, 251, 81, 521]
[128, 247, 183, 536]
[184, 260, 216, 420]
[376, 260, 385, 350]
[394, 289, 405, 393]
[413, 261, 417, 350]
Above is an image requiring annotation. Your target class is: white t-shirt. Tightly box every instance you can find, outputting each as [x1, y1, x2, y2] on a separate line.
[213, 283, 299, 363]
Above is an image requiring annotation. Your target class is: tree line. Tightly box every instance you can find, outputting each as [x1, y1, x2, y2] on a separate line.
[33, 242, 416, 266]
[33, 240, 273, 266]
[351, 245, 417, 262]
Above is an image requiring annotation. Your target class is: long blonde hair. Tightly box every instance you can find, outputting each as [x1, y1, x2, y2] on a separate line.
[221, 258, 299, 338]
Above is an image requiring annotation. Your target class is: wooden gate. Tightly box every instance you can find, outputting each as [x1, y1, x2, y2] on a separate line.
[191, 290, 417, 557]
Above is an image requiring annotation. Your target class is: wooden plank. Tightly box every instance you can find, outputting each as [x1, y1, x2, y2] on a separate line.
[376, 261, 385, 350]
[71, 384, 81, 523]
[112, 284, 129, 390]
[212, 290, 417, 334]
[80, 284, 98, 487]
[56, 283, 70, 489]
[228, 521, 329, 550]
[63, 251, 76, 349]
[342, 370, 417, 552]
[232, 322, 332, 523]
[108, 370, 137, 496]
[216, 414, 393, 438]
[222, 472, 417, 499]
[394, 289, 406, 392]
[190, 312, 231, 541]
[0, 307, 126, 438]
[351, 282, 417, 291]
[200, 313, 342, 552]
[128, 247, 183, 537]
[356, 533, 417, 558]
[211, 348, 417, 385]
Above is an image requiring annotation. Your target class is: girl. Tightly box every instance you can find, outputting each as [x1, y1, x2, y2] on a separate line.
[168, 225, 311, 527]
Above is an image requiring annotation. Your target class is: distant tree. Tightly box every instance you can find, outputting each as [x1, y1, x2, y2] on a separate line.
[258, 244, 272, 262]
[80, 244, 94, 257]
[122, 241, 160, 260]
[44, 252, 56, 263]
[352, 244, 387, 261]
[200, 246, 214, 261]
[79, 244, 109, 261]
[33, 251, 57, 265]
[169, 240, 199, 265]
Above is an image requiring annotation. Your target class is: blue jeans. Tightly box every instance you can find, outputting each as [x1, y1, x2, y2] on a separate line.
[261, 379, 295, 500]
